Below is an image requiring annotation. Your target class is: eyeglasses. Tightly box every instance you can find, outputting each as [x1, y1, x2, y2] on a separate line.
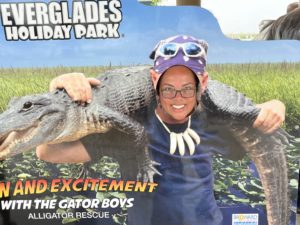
[155, 42, 205, 60]
[160, 86, 196, 99]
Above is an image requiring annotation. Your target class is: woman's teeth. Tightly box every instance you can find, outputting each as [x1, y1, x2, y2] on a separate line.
[172, 105, 184, 109]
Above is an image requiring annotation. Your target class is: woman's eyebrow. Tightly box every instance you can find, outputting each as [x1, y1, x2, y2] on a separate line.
[161, 82, 195, 88]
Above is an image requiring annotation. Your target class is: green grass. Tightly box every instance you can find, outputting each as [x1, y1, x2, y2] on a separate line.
[225, 33, 257, 40]
[1, 62, 299, 129]
[207, 62, 300, 129]
[0, 63, 298, 222]
[0, 66, 113, 111]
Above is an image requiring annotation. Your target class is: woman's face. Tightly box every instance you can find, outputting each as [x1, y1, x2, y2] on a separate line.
[157, 66, 198, 124]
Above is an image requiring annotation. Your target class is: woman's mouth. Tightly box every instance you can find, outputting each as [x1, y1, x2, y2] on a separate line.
[172, 104, 185, 109]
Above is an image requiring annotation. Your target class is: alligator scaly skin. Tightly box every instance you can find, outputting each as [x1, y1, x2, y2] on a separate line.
[202, 79, 290, 225]
[0, 66, 291, 224]
[231, 125, 289, 225]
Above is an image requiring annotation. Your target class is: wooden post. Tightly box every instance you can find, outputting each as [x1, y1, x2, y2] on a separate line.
[176, 0, 201, 6]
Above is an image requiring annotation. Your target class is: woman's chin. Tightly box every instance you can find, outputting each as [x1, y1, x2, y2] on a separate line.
[167, 111, 190, 124]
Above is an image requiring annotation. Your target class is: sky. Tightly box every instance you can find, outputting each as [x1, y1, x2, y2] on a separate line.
[157, 0, 298, 34]
[0, 0, 300, 68]
[202, 0, 298, 34]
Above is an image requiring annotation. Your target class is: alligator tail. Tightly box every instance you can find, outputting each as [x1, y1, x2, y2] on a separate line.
[231, 125, 290, 225]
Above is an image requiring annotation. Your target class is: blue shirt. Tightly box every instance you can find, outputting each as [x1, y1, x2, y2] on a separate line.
[82, 110, 246, 225]
[127, 111, 241, 225]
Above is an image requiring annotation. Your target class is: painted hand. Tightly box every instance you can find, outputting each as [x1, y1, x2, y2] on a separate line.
[49, 73, 100, 104]
[253, 100, 286, 134]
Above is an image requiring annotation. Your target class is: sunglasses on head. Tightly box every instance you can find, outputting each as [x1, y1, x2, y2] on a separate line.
[155, 42, 205, 60]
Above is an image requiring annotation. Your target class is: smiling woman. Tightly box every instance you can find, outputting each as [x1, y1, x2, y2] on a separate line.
[32, 34, 288, 225]
[153, 66, 199, 124]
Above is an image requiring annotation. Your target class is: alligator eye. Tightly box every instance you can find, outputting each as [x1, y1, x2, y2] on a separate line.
[22, 102, 33, 111]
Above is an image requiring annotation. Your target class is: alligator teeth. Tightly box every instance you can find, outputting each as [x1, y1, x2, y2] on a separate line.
[0, 127, 37, 158]
[0, 132, 17, 152]
[0, 134, 8, 146]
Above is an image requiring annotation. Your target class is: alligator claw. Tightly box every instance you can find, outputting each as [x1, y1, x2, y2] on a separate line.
[137, 160, 161, 183]
[150, 160, 161, 166]
[74, 163, 91, 179]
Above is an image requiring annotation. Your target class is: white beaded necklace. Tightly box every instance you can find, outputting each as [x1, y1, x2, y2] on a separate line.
[155, 110, 201, 156]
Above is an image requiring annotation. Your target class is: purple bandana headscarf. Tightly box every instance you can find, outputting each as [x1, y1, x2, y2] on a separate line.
[149, 35, 208, 79]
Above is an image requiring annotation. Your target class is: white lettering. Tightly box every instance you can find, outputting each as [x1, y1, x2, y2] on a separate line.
[85, 1, 99, 23]
[73, 2, 86, 23]
[109, 0, 122, 23]
[0, 4, 13, 25]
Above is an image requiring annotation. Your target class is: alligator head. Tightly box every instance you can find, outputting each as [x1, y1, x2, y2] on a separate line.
[0, 90, 76, 158]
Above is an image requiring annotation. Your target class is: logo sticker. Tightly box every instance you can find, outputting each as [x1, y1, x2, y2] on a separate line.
[232, 214, 259, 225]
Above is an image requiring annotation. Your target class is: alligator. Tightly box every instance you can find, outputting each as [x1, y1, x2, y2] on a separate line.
[0, 66, 291, 225]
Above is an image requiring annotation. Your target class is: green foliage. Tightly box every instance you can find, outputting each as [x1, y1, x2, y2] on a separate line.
[0, 63, 299, 223]
[213, 138, 300, 209]
[226, 33, 257, 40]
[151, 0, 161, 5]
[207, 62, 300, 130]
[0, 66, 113, 111]
[0, 63, 299, 130]
[90, 156, 121, 179]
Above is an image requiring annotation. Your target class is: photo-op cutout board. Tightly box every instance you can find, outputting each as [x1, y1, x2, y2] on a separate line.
[0, 1, 299, 225]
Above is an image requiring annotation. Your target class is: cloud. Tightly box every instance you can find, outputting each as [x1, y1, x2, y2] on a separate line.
[155, 0, 298, 34]
[1, 1, 300, 68]
[202, 0, 297, 34]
